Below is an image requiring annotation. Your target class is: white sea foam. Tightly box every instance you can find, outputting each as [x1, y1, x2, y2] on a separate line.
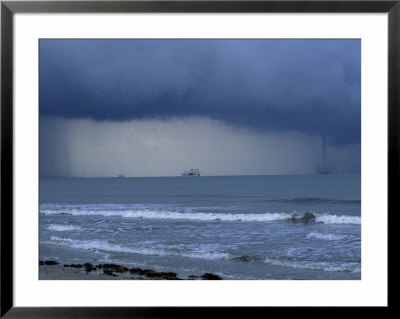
[315, 214, 361, 225]
[40, 205, 290, 222]
[47, 224, 82, 232]
[181, 251, 230, 260]
[43, 235, 361, 273]
[40, 204, 360, 224]
[264, 257, 360, 273]
[46, 236, 230, 261]
[48, 236, 168, 256]
[306, 232, 349, 241]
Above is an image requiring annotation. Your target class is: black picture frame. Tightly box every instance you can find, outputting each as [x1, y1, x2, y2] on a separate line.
[1, 0, 396, 317]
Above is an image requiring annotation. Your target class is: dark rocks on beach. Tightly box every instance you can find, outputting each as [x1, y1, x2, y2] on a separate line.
[41, 259, 222, 280]
[154, 272, 180, 280]
[96, 264, 128, 273]
[201, 273, 222, 280]
[129, 267, 151, 276]
[84, 263, 96, 273]
[155, 272, 178, 280]
[129, 268, 179, 280]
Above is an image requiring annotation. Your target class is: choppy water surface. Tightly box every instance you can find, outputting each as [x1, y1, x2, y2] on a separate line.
[39, 175, 361, 280]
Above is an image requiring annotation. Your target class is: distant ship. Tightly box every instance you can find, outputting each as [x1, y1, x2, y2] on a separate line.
[117, 174, 125, 178]
[181, 169, 200, 176]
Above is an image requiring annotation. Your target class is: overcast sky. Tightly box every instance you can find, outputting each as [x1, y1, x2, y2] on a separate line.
[39, 39, 360, 177]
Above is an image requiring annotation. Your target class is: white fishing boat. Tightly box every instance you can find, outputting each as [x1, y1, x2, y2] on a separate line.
[181, 169, 200, 176]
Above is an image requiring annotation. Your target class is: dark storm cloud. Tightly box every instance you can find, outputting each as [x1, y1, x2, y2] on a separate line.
[39, 39, 360, 146]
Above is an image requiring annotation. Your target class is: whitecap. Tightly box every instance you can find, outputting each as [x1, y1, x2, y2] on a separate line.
[47, 224, 82, 232]
[306, 232, 349, 241]
[315, 214, 361, 225]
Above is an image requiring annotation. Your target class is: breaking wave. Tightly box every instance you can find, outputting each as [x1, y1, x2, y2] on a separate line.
[44, 236, 230, 261]
[314, 214, 360, 225]
[40, 203, 360, 225]
[43, 236, 360, 273]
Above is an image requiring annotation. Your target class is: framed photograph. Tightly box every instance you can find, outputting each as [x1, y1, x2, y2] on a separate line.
[1, 0, 395, 316]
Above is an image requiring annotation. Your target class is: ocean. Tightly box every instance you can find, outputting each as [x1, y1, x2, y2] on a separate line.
[39, 175, 361, 280]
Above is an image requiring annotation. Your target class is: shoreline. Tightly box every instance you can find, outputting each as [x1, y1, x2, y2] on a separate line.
[39, 260, 222, 280]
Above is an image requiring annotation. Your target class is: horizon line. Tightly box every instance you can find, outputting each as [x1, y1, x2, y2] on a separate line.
[39, 173, 361, 179]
